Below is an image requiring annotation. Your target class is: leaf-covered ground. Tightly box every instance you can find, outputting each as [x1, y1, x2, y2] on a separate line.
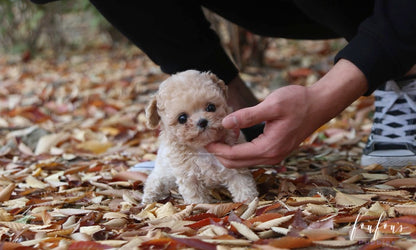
[1, 41, 416, 249]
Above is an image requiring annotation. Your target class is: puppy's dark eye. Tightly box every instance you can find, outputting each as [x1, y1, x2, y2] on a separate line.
[206, 103, 216, 112]
[178, 113, 188, 124]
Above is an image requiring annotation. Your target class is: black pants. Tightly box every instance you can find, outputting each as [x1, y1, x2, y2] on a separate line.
[89, 0, 374, 84]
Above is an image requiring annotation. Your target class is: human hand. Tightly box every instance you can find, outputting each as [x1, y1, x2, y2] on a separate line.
[206, 59, 368, 168]
[206, 85, 314, 168]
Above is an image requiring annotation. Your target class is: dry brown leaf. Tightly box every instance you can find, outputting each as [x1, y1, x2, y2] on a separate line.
[286, 196, 327, 206]
[362, 201, 386, 217]
[79, 226, 103, 235]
[2, 197, 29, 209]
[35, 132, 69, 155]
[102, 212, 127, 219]
[361, 173, 389, 181]
[335, 191, 368, 207]
[0, 183, 15, 202]
[240, 197, 258, 220]
[76, 140, 113, 154]
[0, 209, 13, 221]
[114, 171, 148, 182]
[230, 221, 260, 241]
[365, 189, 411, 198]
[349, 227, 371, 241]
[202, 238, 252, 246]
[270, 226, 289, 236]
[96, 240, 127, 247]
[155, 202, 176, 218]
[52, 208, 94, 216]
[265, 236, 313, 249]
[300, 228, 339, 241]
[254, 214, 294, 231]
[384, 178, 416, 188]
[305, 203, 336, 216]
[194, 203, 241, 217]
[395, 204, 416, 215]
[46, 228, 75, 237]
[118, 237, 144, 250]
[342, 174, 363, 184]
[102, 218, 127, 228]
[0, 221, 29, 232]
[313, 240, 358, 247]
[199, 224, 228, 237]
[25, 175, 47, 189]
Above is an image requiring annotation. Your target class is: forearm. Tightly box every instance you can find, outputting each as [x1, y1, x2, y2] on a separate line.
[307, 59, 368, 129]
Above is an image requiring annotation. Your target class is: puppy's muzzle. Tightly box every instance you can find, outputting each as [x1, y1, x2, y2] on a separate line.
[197, 118, 208, 129]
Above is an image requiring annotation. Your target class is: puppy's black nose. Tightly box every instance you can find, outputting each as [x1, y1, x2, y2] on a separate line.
[197, 118, 208, 129]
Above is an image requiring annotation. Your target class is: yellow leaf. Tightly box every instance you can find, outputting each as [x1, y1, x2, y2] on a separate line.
[76, 140, 112, 154]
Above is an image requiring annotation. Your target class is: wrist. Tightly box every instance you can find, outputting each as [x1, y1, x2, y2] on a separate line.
[308, 59, 368, 126]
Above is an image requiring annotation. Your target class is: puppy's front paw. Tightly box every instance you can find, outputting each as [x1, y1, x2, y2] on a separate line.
[141, 193, 157, 204]
[227, 173, 258, 203]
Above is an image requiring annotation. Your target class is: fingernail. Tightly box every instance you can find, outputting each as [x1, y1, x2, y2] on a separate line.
[223, 115, 238, 128]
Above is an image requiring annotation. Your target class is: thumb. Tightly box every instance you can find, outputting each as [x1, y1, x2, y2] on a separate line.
[223, 104, 266, 129]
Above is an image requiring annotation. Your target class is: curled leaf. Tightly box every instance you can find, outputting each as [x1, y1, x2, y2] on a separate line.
[254, 214, 294, 231]
[230, 221, 260, 241]
[0, 183, 15, 202]
[194, 203, 241, 217]
[286, 196, 327, 206]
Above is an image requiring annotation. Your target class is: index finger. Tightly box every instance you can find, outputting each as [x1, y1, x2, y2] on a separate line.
[223, 101, 274, 130]
[206, 138, 266, 161]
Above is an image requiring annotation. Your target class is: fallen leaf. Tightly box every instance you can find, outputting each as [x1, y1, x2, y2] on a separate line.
[300, 229, 339, 241]
[313, 240, 358, 248]
[194, 203, 241, 217]
[384, 178, 416, 188]
[230, 221, 260, 241]
[35, 133, 69, 155]
[25, 175, 47, 189]
[240, 197, 259, 220]
[286, 196, 327, 206]
[76, 140, 113, 154]
[0, 183, 15, 202]
[305, 203, 336, 216]
[68, 241, 112, 250]
[395, 205, 416, 215]
[335, 191, 368, 207]
[254, 214, 294, 231]
[260, 236, 313, 249]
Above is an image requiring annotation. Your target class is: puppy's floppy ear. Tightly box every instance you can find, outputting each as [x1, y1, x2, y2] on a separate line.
[145, 96, 160, 129]
[207, 72, 228, 98]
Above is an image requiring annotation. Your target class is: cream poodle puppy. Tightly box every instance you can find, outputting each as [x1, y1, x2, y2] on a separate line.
[142, 70, 258, 204]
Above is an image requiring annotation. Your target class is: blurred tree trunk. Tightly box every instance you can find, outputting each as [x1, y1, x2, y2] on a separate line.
[204, 9, 270, 70]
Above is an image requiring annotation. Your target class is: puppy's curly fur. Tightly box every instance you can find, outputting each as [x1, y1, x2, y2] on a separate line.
[142, 70, 258, 204]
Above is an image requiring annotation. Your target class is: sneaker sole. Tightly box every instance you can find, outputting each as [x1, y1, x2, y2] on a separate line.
[361, 154, 416, 168]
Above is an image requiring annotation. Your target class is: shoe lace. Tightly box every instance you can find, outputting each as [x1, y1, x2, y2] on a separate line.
[372, 80, 416, 144]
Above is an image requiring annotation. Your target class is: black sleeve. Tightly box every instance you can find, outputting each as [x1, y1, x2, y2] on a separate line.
[30, 0, 59, 3]
[335, 1, 416, 95]
[89, 1, 239, 84]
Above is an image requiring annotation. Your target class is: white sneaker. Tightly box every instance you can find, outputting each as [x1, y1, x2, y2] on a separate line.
[129, 161, 155, 172]
[361, 77, 416, 167]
